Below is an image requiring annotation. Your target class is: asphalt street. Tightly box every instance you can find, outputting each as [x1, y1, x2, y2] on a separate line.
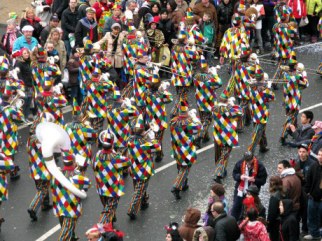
[0, 42, 321, 241]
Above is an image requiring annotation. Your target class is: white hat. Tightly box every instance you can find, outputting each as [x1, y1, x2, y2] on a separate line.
[22, 25, 34, 32]
[111, 23, 121, 29]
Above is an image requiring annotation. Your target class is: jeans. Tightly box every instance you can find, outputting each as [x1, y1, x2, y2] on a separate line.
[64, 40, 72, 60]
[262, 15, 275, 44]
[231, 188, 244, 220]
[307, 197, 322, 237]
[70, 85, 83, 106]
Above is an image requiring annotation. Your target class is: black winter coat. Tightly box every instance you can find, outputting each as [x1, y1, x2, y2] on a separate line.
[217, 2, 234, 26]
[280, 199, 299, 241]
[210, 212, 240, 241]
[20, 18, 43, 42]
[51, 0, 69, 19]
[15, 58, 33, 88]
[305, 161, 322, 201]
[158, 19, 176, 47]
[287, 124, 315, 146]
[74, 18, 98, 48]
[232, 159, 268, 192]
[61, 7, 80, 40]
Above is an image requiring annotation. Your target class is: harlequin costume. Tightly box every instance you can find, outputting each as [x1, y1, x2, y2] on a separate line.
[212, 90, 243, 183]
[0, 84, 25, 180]
[122, 21, 138, 80]
[170, 26, 199, 117]
[83, 60, 114, 134]
[106, 87, 139, 155]
[92, 128, 131, 224]
[247, 71, 275, 154]
[79, 38, 96, 94]
[0, 152, 15, 230]
[65, 98, 97, 170]
[219, 13, 251, 73]
[193, 56, 222, 147]
[170, 99, 202, 199]
[280, 53, 309, 144]
[145, 73, 173, 162]
[127, 114, 161, 220]
[51, 152, 91, 241]
[31, 46, 61, 98]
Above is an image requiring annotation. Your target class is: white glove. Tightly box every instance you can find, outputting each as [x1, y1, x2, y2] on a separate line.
[267, 80, 272, 89]
[15, 99, 24, 109]
[153, 66, 160, 73]
[146, 62, 153, 68]
[251, 14, 256, 21]
[147, 130, 155, 140]
[93, 43, 101, 50]
[208, 67, 217, 75]
[54, 56, 60, 63]
[228, 97, 235, 105]
[17, 89, 25, 98]
[47, 56, 55, 65]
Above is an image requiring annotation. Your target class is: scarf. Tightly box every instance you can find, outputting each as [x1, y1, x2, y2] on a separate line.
[309, 132, 322, 152]
[3, 28, 17, 53]
[238, 157, 259, 193]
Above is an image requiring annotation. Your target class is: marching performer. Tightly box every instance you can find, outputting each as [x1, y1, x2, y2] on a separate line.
[31, 46, 61, 98]
[170, 25, 199, 117]
[145, 73, 173, 162]
[65, 98, 97, 170]
[92, 128, 130, 224]
[51, 151, 91, 241]
[170, 99, 202, 199]
[219, 13, 251, 72]
[213, 90, 243, 184]
[127, 114, 161, 220]
[193, 55, 222, 148]
[0, 83, 25, 180]
[247, 72, 275, 153]
[83, 60, 114, 134]
[106, 87, 139, 156]
[272, 5, 297, 80]
[280, 53, 309, 144]
[0, 153, 15, 231]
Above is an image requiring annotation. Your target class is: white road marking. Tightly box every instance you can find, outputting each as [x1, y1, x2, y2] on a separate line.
[35, 224, 61, 241]
[299, 103, 322, 113]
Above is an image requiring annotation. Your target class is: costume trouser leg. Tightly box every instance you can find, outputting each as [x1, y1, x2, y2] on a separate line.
[173, 165, 190, 190]
[281, 110, 298, 139]
[155, 129, 165, 158]
[237, 100, 247, 131]
[9, 155, 20, 179]
[231, 189, 245, 220]
[248, 123, 267, 154]
[214, 144, 232, 178]
[198, 111, 212, 141]
[171, 86, 189, 117]
[127, 179, 149, 215]
[29, 180, 50, 213]
[98, 196, 120, 224]
[58, 217, 78, 241]
[90, 117, 104, 135]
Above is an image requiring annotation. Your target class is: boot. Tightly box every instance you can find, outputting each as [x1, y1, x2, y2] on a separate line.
[213, 176, 223, 184]
[280, 137, 286, 146]
[182, 178, 189, 191]
[202, 133, 210, 143]
[171, 187, 181, 200]
[10, 166, 20, 181]
[194, 137, 201, 149]
[154, 152, 163, 163]
[27, 209, 38, 221]
[127, 212, 136, 220]
[0, 218, 4, 232]
[259, 146, 270, 153]
[41, 204, 53, 211]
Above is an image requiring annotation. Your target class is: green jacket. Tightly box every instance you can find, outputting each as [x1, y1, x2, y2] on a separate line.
[306, 0, 322, 16]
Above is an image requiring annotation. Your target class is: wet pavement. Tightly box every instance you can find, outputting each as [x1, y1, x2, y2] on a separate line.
[0, 42, 321, 241]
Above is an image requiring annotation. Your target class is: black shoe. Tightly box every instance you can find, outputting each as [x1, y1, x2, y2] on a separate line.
[203, 135, 210, 143]
[112, 215, 117, 223]
[236, 129, 243, 133]
[194, 138, 201, 149]
[213, 176, 223, 184]
[127, 212, 136, 220]
[27, 209, 38, 221]
[0, 218, 4, 232]
[171, 188, 181, 200]
[141, 202, 149, 210]
[259, 147, 270, 153]
[280, 137, 286, 146]
[155, 154, 163, 163]
[10, 166, 20, 181]
[272, 83, 279, 90]
[41, 204, 53, 211]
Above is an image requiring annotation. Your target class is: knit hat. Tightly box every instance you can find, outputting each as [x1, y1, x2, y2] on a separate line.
[237, 0, 246, 13]
[254, 64, 264, 80]
[112, 3, 122, 10]
[211, 183, 225, 196]
[164, 222, 181, 240]
[62, 150, 75, 166]
[179, 99, 189, 113]
[72, 98, 81, 116]
[200, 55, 208, 69]
[113, 86, 122, 100]
[288, 51, 297, 65]
[220, 89, 229, 100]
[99, 128, 114, 148]
[8, 12, 18, 19]
[149, 16, 160, 25]
[0, 55, 9, 72]
[186, 7, 194, 19]
[37, 45, 47, 63]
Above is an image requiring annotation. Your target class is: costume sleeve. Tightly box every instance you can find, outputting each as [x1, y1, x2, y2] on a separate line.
[264, 88, 275, 102]
[113, 154, 131, 169]
[159, 90, 173, 103]
[82, 126, 98, 139]
[0, 157, 15, 174]
[140, 140, 161, 153]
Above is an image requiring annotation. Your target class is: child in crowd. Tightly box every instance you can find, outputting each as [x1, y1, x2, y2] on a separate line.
[199, 11, 216, 63]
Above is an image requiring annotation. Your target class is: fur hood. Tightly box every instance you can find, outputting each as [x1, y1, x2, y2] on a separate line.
[192, 226, 215, 241]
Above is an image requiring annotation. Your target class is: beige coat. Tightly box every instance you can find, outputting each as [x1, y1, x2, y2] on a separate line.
[95, 31, 127, 69]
